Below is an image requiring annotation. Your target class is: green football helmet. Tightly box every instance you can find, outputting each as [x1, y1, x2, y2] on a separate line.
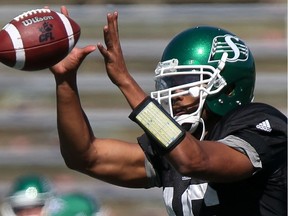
[0, 174, 54, 216]
[45, 192, 103, 216]
[151, 26, 255, 138]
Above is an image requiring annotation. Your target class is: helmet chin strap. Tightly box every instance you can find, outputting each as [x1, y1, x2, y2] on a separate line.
[174, 114, 200, 133]
[174, 112, 206, 141]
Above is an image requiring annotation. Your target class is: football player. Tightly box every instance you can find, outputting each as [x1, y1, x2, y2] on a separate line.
[44, 192, 107, 216]
[49, 7, 287, 216]
[0, 174, 54, 216]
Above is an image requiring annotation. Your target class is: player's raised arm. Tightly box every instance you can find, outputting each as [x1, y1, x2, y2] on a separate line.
[97, 12, 147, 109]
[50, 46, 96, 165]
[49, 7, 149, 188]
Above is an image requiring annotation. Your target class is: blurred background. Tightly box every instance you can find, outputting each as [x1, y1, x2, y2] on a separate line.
[0, 0, 286, 215]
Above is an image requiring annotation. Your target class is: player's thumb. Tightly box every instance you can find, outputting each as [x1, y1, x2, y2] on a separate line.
[79, 45, 97, 61]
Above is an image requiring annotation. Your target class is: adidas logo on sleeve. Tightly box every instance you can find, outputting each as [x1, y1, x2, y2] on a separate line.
[256, 120, 272, 132]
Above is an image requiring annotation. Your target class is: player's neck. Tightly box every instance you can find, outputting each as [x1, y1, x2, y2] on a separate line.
[203, 109, 221, 134]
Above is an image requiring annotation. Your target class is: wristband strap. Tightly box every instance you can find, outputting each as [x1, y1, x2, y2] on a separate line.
[129, 97, 185, 153]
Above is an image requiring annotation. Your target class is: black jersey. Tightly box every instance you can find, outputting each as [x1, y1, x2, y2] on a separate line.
[137, 103, 287, 216]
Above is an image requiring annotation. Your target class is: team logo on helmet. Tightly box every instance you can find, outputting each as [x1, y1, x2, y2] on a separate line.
[208, 34, 249, 63]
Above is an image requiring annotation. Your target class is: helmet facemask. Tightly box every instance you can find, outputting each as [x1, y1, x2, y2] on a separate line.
[151, 53, 228, 140]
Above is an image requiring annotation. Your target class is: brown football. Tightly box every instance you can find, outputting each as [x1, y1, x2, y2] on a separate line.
[0, 8, 81, 71]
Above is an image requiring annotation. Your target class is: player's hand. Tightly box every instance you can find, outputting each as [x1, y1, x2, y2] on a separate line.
[44, 5, 69, 16]
[50, 46, 96, 76]
[50, 6, 96, 76]
[60, 5, 69, 16]
[97, 12, 130, 87]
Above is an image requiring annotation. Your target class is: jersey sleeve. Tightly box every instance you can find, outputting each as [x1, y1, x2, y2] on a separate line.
[211, 103, 287, 170]
[219, 135, 262, 173]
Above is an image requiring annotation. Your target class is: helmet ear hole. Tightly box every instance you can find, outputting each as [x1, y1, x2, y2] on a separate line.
[224, 84, 236, 97]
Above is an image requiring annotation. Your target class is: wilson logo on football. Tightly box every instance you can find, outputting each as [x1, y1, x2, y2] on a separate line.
[21, 16, 54, 27]
[209, 34, 249, 63]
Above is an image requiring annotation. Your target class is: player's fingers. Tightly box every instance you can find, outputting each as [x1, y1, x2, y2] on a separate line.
[113, 11, 119, 36]
[112, 12, 120, 40]
[106, 13, 118, 42]
[97, 43, 109, 59]
[60, 6, 69, 17]
[70, 45, 96, 65]
[80, 45, 96, 56]
[102, 25, 111, 48]
[105, 12, 122, 52]
[107, 12, 113, 29]
[102, 24, 109, 40]
[82, 45, 97, 58]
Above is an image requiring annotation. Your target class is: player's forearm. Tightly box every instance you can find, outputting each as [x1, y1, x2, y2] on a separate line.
[166, 134, 254, 182]
[118, 74, 148, 109]
[55, 79, 94, 161]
